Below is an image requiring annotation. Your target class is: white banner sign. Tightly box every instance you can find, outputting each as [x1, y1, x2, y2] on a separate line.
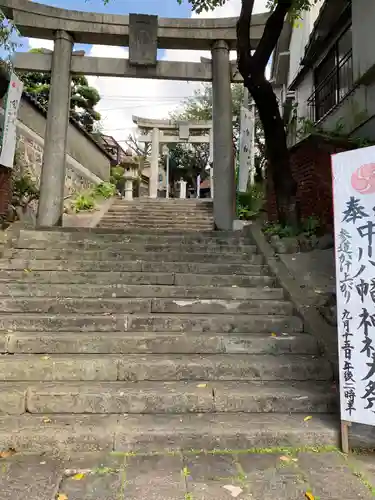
[0, 72, 23, 169]
[332, 145, 375, 426]
[238, 105, 254, 192]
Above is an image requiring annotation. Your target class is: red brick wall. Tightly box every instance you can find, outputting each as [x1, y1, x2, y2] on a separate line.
[0, 166, 11, 216]
[266, 134, 353, 232]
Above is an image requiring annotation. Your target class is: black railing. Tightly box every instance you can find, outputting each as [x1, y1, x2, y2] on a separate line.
[307, 50, 353, 122]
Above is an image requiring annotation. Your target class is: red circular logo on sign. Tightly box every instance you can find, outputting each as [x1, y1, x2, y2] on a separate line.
[351, 163, 375, 194]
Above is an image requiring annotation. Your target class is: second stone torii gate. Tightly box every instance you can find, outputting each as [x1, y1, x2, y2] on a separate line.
[132, 116, 213, 199]
[3, 0, 270, 230]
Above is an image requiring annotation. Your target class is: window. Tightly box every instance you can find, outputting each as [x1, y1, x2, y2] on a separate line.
[308, 25, 353, 122]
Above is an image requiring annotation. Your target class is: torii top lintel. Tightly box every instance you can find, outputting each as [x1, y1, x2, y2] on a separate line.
[0, 0, 270, 51]
[132, 115, 212, 130]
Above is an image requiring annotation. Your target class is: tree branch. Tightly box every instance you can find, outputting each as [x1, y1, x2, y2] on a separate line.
[236, 0, 256, 83]
[252, 0, 292, 70]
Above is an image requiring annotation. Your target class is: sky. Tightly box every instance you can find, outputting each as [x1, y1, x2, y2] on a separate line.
[15, 0, 269, 145]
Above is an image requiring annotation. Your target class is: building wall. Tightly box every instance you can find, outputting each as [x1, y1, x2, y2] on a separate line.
[289, 1, 375, 142]
[287, 0, 325, 86]
[267, 135, 352, 231]
[352, 0, 375, 81]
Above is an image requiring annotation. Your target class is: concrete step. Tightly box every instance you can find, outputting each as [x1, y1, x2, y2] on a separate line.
[7, 249, 260, 263]
[0, 259, 267, 275]
[0, 283, 283, 299]
[0, 297, 293, 315]
[0, 271, 274, 287]
[0, 354, 331, 382]
[0, 413, 338, 453]
[0, 313, 303, 333]
[5, 331, 319, 355]
[0, 381, 336, 415]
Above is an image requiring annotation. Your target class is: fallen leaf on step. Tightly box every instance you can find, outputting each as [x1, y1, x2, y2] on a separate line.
[196, 383, 207, 388]
[271, 333, 277, 337]
[304, 416, 312, 422]
[279, 455, 290, 462]
[42, 418, 52, 424]
[57, 494, 68, 500]
[223, 485, 243, 497]
[72, 473, 85, 480]
[0, 448, 16, 459]
[41, 356, 50, 360]
[23, 268, 31, 273]
[231, 285, 238, 288]
[305, 492, 315, 500]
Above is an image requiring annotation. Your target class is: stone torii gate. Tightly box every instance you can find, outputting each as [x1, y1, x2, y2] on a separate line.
[132, 116, 213, 199]
[1, 0, 270, 230]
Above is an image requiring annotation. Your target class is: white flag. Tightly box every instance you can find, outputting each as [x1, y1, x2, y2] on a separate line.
[238, 105, 254, 192]
[0, 72, 23, 169]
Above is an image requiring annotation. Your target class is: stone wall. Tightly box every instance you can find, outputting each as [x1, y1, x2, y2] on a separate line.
[17, 134, 93, 198]
[266, 134, 353, 232]
[0, 86, 113, 217]
[18, 95, 111, 181]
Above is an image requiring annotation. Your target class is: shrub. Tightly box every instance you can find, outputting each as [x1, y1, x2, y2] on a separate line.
[263, 215, 321, 239]
[237, 183, 265, 220]
[94, 181, 116, 199]
[71, 192, 95, 212]
[11, 174, 39, 208]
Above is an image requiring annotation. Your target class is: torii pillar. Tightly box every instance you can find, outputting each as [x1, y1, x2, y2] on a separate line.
[37, 30, 73, 226]
[211, 40, 235, 231]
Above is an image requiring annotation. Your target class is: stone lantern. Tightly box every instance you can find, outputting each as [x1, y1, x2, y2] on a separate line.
[122, 157, 139, 201]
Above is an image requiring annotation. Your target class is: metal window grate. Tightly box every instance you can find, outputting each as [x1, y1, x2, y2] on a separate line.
[307, 50, 353, 122]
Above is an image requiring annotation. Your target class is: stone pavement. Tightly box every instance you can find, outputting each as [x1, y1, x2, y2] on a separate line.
[1, 448, 375, 499]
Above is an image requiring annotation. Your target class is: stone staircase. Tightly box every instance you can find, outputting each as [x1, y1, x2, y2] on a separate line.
[98, 198, 214, 231]
[0, 201, 338, 454]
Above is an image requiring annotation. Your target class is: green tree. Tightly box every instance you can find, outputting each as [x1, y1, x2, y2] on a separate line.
[170, 83, 265, 189]
[21, 49, 101, 133]
[180, 0, 319, 225]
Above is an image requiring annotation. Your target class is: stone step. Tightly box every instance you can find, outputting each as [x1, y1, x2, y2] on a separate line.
[0, 283, 283, 299]
[0, 354, 331, 382]
[104, 210, 213, 216]
[98, 223, 214, 231]
[25, 228, 241, 240]
[102, 220, 214, 227]
[16, 240, 257, 253]
[108, 206, 212, 212]
[7, 248, 260, 263]
[0, 259, 266, 275]
[0, 271, 274, 287]
[0, 297, 293, 315]
[5, 331, 319, 355]
[0, 413, 338, 453]
[0, 313, 303, 333]
[102, 216, 213, 223]
[0, 381, 336, 415]
[0, 413, 339, 456]
[18, 231, 250, 247]
[111, 200, 212, 206]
